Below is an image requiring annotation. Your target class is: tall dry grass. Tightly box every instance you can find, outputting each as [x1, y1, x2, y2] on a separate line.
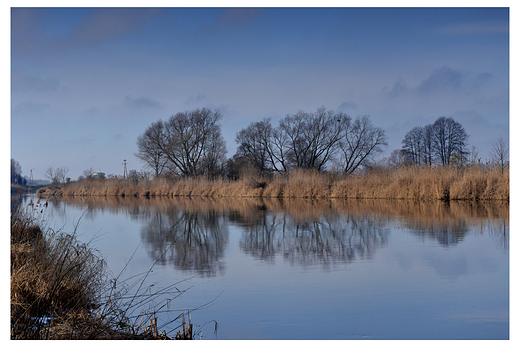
[37, 165, 509, 201]
[10, 197, 198, 340]
[330, 165, 508, 201]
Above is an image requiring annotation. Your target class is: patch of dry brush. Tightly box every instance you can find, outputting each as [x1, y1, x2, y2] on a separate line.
[10, 199, 196, 340]
[37, 165, 509, 201]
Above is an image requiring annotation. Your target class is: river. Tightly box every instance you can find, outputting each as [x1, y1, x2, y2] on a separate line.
[18, 195, 509, 340]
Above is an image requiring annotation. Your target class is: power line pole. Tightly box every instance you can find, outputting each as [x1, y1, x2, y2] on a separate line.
[123, 159, 128, 179]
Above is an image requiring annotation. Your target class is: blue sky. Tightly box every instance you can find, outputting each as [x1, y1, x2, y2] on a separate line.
[9, 6, 510, 180]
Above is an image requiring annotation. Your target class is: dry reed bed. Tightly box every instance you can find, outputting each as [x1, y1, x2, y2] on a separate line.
[37, 166, 509, 201]
[11, 199, 196, 340]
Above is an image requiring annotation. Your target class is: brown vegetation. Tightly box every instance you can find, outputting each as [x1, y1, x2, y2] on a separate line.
[11, 198, 196, 340]
[37, 165, 509, 201]
[46, 194, 509, 246]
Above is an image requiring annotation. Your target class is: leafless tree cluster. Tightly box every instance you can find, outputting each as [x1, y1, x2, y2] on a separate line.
[135, 108, 227, 178]
[233, 107, 387, 176]
[401, 117, 469, 166]
[45, 166, 70, 184]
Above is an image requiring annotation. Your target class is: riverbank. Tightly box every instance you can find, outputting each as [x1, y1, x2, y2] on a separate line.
[37, 166, 509, 201]
[11, 184, 49, 195]
[10, 198, 195, 339]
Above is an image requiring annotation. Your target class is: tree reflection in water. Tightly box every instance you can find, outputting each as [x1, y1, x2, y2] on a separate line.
[29, 196, 509, 275]
[403, 219, 470, 247]
[238, 211, 390, 268]
[140, 208, 228, 277]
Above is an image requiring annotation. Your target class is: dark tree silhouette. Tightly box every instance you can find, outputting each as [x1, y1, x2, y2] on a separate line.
[136, 108, 227, 178]
[235, 107, 355, 173]
[401, 117, 468, 166]
[135, 121, 168, 177]
[431, 116, 469, 165]
[339, 115, 388, 175]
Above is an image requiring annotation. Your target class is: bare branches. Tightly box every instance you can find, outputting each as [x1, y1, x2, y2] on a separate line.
[45, 166, 70, 184]
[401, 117, 469, 166]
[135, 121, 168, 177]
[490, 137, 509, 174]
[339, 115, 388, 175]
[235, 107, 356, 174]
[135, 108, 227, 178]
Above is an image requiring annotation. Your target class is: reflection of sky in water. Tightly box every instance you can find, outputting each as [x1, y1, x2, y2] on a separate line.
[19, 195, 509, 340]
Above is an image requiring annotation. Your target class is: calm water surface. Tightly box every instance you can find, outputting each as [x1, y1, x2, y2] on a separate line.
[20, 195, 509, 340]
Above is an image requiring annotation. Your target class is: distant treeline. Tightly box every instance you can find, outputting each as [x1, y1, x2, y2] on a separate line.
[134, 107, 388, 179]
[131, 107, 507, 183]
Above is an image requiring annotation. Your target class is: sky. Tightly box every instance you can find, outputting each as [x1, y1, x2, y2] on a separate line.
[9, 5, 511, 181]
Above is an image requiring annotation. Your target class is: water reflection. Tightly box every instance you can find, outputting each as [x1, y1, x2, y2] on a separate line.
[238, 212, 389, 268]
[140, 208, 228, 277]
[406, 219, 469, 246]
[23, 195, 509, 276]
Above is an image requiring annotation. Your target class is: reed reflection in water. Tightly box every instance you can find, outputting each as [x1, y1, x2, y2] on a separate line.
[38, 196, 509, 274]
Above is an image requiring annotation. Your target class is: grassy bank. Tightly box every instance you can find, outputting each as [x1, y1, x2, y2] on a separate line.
[10, 198, 196, 340]
[11, 184, 49, 195]
[37, 165, 509, 201]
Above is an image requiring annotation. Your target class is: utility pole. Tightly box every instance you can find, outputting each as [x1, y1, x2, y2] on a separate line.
[30, 169, 33, 185]
[123, 159, 128, 179]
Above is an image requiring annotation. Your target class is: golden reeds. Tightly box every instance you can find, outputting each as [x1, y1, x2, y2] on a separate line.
[37, 165, 509, 201]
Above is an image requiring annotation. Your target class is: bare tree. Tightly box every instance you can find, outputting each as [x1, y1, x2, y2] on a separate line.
[402, 126, 424, 164]
[279, 107, 350, 171]
[431, 116, 469, 165]
[83, 167, 95, 179]
[135, 121, 168, 177]
[201, 129, 227, 178]
[490, 137, 509, 174]
[149, 108, 226, 177]
[339, 115, 388, 175]
[235, 118, 274, 174]
[235, 108, 350, 174]
[268, 124, 292, 173]
[387, 149, 409, 167]
[421, 124, 434, 166]
[45, 166, 69, 184]
[468, 145, 480, 166]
